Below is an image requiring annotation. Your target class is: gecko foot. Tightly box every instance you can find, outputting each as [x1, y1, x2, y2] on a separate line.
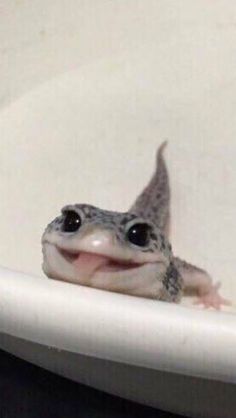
[194, 282, 231, 310]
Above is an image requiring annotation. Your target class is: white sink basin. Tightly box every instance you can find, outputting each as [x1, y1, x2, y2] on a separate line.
[0, 267, 236, 418]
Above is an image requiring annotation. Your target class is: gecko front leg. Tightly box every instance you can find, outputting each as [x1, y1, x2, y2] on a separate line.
[159, 261, 184, 303]
[174, 257, 230, 309]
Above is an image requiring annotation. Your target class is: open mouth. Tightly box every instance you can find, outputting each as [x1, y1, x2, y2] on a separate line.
[43, 242, 165, 296]
[56, 246, 142, 273]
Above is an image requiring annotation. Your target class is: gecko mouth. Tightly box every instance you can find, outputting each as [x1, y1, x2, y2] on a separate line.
[57, 246, 142, 273]
[43, 242, 166, 297]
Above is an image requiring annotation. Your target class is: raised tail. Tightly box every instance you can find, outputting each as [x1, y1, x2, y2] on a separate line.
[129, 141, 170, 236]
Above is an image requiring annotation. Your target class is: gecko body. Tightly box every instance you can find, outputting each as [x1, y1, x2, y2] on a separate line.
[42, 143, 228, 308]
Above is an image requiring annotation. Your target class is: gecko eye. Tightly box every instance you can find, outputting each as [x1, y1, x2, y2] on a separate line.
[62, 210, 81, 233]
[126, 223, 151, 247]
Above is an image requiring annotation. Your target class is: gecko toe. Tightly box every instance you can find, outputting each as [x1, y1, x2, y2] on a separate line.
[193, 284, 231, 310]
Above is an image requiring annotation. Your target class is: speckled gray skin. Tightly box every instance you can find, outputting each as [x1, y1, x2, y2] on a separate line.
[42, 143, 228, 308]
[130, 141, 170, 235]
[45, 204, 170, 255]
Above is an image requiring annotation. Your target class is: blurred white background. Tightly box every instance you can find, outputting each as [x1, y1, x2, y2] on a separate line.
[0, 1, 235, 304]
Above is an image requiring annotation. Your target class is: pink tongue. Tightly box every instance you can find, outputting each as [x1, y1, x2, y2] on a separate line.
[72, 252, 110, 278]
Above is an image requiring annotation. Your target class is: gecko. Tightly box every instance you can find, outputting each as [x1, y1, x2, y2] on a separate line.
[42, 143, 229, 309]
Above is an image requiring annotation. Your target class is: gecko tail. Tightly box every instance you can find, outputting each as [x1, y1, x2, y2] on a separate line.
[129, 141, 170, 236]
[157, 140, 168, 160]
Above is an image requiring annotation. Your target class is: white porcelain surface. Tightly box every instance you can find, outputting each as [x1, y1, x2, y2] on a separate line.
[1, 266, 236, 382]
[0, 2, 236, 417]
[0, 267, 236, 418]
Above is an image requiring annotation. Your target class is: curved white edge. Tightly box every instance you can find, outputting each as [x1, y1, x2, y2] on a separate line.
[0, 266, 236, 384]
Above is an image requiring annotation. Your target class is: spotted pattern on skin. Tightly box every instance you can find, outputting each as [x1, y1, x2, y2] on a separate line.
[45, 203, 171, 257]
[162, 262, 183, 302]
[130, 141, 170, 235]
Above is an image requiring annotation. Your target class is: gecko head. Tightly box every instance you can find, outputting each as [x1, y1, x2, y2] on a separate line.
[42, 204, 172, 297]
